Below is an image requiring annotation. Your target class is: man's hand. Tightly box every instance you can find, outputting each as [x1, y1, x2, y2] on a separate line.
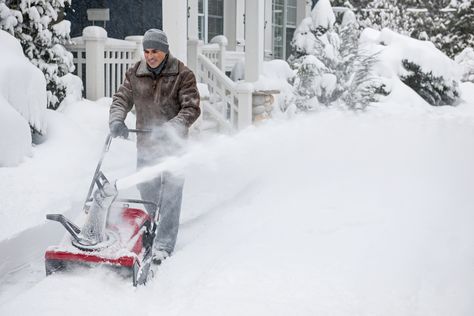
[110, 121, 129, 138]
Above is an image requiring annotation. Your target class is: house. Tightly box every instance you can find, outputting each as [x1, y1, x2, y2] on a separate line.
[65, 0, 316, 130]
[67, 0, 314, 64]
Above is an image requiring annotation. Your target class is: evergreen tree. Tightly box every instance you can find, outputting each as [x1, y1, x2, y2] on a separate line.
[439, 0, 474, 57]
[289, 0, 385, 111]
[360, 0, 413, 35]
[0, 0, 74, 110]
[333, 0, 473, 58]
[400, 59, 459, 105]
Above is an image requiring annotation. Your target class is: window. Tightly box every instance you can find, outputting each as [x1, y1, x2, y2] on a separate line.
[198, 0, 223, 43]
[272, 0, 297, 60]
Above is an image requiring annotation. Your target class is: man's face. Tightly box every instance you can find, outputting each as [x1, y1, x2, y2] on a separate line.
[144, 49, 166, 68]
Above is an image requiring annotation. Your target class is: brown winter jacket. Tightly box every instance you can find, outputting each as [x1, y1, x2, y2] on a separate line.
[109, 54, 200, 161]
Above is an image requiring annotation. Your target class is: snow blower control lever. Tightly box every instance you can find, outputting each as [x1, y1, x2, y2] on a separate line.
[46, 214, 82, 243]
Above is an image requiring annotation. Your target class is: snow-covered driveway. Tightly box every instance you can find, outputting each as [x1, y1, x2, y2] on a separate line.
[1, 88, 474, 315]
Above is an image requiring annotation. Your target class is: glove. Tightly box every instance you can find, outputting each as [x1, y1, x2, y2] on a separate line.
[110, 121, 129, 138]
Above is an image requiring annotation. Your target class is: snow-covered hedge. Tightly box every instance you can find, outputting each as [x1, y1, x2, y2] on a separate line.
[0, 30, 48, 166]
[0, 95, 32, 166]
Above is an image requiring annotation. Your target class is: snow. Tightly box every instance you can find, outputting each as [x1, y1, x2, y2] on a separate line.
[0, 3, 19, 33]
[292, 17, 318, 55]
[311, 0, 336, 30]
[1, 19, 474, 315]
[57, 73, 83, 110]
[0, 77, 473, 314]
[82, 25, 108, 39]
[341, 9, 357, 27]
[197, 83, 210, 99]
[455, 47, 474, 82]
[0, 95, 31, 166]
[253, 60, 294, 112]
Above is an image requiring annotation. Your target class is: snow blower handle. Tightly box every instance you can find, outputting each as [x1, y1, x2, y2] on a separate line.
[83, 129, 152, 212]
[127, 128, 152, 134]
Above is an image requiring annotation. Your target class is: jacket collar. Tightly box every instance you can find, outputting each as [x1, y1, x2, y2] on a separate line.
[136, 54, 179, 77]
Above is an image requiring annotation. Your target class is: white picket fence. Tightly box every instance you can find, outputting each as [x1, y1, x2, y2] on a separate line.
[65, 26, 142, 100]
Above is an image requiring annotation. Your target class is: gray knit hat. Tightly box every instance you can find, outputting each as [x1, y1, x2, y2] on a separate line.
[143, 29, 169, 53]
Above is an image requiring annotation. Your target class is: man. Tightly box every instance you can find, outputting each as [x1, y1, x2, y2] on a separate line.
[109, 29, 200, 264]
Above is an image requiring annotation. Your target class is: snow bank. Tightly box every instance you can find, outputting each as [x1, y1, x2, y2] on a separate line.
[455, 47, 474, 82]
[0, 97, 138, 240]
[0, 30, 48, 134]
[57, 73, 83, 110]
[253, 60, 295, 113]
[0, 95, 31, 166]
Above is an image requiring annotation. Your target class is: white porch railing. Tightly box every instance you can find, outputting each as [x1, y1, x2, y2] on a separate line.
[188, 38, 253, 131]
[198, 54, 253, 131]
[65, 26, 142, 100]
[200, 35, 245, 73]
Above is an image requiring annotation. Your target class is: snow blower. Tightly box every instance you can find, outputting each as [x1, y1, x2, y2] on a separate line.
[45, 130, 159, 286]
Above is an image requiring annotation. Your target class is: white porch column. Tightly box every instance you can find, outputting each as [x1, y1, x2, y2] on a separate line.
[235, 82, 253, 130]
[83, 26, 106, 101]
[264, 0, 273, 60]
[187, 38, 201, 74]
[224, 0, 237, 50]
[187, 0, 199, 40]
[244, 0, 264, 82]
[235, 0, 245, 51]
[163, 0, 187, 62]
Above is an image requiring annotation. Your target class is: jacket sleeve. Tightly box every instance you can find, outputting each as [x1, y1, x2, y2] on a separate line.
[109, 68, 134, 125]
[169, 69, 201, 129]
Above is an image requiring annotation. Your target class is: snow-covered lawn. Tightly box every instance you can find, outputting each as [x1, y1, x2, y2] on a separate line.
[0, 80, 474, 315]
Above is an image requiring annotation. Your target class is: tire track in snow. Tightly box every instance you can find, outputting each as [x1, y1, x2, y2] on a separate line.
[0, 205, 80, 303]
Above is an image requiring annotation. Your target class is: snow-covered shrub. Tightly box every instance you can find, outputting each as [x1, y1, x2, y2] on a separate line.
[400, 59, 459, 106]
[289, 1, 385, 111]
[0, 0, 74, 110]
[455, 47, 474, 82]
[360, 28, 461, 106]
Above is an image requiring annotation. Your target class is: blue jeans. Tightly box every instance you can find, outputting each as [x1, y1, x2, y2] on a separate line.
[137, 170, 184, 254]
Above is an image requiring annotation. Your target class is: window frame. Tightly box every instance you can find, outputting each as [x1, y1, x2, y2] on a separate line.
[198, 0, 224, 43]
[272, 0, 297, 60]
